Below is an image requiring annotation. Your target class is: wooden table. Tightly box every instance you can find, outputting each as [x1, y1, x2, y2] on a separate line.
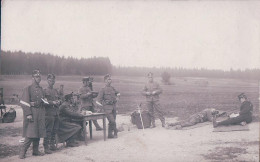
[82, 113, 106, 145]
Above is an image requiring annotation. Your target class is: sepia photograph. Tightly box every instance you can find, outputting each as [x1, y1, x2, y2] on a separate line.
[0, 0, 259, 161]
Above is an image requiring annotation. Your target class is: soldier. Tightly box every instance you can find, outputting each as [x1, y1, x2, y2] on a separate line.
[19, 70, 46, 159]
[96, 74, 120, 138]
[142, 72, 165, 128]
[78, 77, 103, 131]
[166, 108, 222, 129]
[43, 74, 62, 154]
[58, 93, 84, 147]
[213, 93, 253, 127]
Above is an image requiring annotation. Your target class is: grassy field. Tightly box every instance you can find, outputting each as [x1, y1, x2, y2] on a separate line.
[0, 75, 259, 119]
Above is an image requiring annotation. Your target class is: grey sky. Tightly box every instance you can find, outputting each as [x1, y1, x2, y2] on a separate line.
[1, 1, 260, 70]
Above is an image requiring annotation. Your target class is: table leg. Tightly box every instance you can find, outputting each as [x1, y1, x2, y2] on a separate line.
[83, 119, 87, 145]
[103, 116, 106, 141]
[89, 120, 92, 139]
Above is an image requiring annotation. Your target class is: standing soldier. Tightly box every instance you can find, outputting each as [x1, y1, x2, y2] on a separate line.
[96, 74, 120, 138]
[142, 72, 165, 128]
[19, 70, 46, 159]
[78, 77, 103, 131]
[43, 74, 62, 154]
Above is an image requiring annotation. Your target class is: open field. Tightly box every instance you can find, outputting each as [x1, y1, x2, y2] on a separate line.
[0, 75, 259, 119]
[0, 75, 259, 161]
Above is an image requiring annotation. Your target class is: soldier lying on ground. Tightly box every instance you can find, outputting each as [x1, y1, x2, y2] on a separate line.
[213, 93, 253, 127]
[58, 93, 84, 147]
[166, 108, 223, 129]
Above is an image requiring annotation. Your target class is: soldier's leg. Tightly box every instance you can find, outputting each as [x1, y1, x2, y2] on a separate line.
[217, 115, 251, 126]
[106, 113, 116, 138]
[180, 117, 199, 127]
[153, 101, 165, 127]
[88, 106, 103, 130]
[44, 116, 54, 154]
[147, 102, 155, 127]
[19, 137, 33, 159]
[112, 109, 118, 138]
[32, 138, 44, 156]
[50, 115, 59, 151]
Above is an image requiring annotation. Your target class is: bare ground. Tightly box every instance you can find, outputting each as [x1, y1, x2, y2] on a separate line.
[0, 105, 259, 162]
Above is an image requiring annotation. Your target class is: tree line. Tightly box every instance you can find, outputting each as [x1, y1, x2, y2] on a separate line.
[0, 50, 112, 75]
[1, 50, 259, 80]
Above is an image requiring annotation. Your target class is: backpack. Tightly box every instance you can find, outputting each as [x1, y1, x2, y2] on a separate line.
[2, 107, 16, 123]
[131, 110, 151, 129]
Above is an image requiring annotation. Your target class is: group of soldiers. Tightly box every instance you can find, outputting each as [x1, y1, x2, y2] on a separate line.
[19, 70, 121, 159]
[19, 69, 254, 159]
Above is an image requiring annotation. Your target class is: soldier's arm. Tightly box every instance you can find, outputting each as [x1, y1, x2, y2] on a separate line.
[79, 88, 91, 99]
[97, 88, 104, 104]
[20, 87, 32, 116]
[153, 83, 163, 95]
[62, 105, 84, 119]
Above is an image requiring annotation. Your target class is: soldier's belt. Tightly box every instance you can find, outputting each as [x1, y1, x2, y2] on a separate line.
[30, 102, 42, 108]
[104, 100, 115, 105]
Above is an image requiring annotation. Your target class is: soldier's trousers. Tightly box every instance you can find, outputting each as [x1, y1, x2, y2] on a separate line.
[106, 110, 117, 135]
[21, 137, 40, 153]
[218, 114, 252, 126]
[168, 117, 201, 128]
[43, 115, 59, 148]
[146, 101, 165, 125]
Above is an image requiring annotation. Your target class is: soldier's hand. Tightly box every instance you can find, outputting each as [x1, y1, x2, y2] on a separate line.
[27, 115, 33, 122]
[146, 92, 151, 96]
[152, 91, 156, 95]
[87, 92, 92, 96]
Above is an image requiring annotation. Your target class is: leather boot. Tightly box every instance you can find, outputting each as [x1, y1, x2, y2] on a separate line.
[49, 135, 57, 151]
[19, 138, 32, 159]
[113, 124, 118, 138]
[32, 139, 45, 156]
[108, 125, 114, 138]
[43, 138, 52, 154]
[19, 146, 26, 159]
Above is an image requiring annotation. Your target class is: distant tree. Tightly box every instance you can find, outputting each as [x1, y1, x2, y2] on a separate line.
[161, 71, 171, 85]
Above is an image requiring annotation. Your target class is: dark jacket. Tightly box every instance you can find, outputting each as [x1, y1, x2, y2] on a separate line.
[239, 101, 253, 116]
[20, 83, 46, 138]
[142, 81, 162, 102]
[44, 86, 61, 116]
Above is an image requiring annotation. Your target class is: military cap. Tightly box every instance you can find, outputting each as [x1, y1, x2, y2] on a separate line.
[104, 74, 111, 81]
[32, 70, 41, 77]
[47, 73, 55, 80]
[147, 72, 153, 77]
[238, 93, 247, 100]
[64, 93, 73, 101]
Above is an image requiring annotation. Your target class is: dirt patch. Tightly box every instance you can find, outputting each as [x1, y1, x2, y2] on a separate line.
[0, 144, 20, 159]
[0, 126, 22, 137]
[202, 147, 248, 161]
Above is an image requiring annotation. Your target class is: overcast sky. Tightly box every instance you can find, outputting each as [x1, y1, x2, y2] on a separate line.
[1, 0, 260, 70]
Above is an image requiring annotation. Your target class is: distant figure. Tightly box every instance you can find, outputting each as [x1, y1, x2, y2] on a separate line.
[78, 77, 102, 131]
[97, 74, 120, 138]
[213, 93, 253, 127]
[43, 74, 62, 154]
[142, 72, 165, 128]
[166, 108, 221, 129]
[58, 93, 84, 147]
[19, 70, 46, 159]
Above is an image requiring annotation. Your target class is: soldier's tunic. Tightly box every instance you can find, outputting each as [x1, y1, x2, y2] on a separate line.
[20, 83, 46, 153]
[43, 86, 61, 148]
[218, 101, 253, 126]
[97, 86, 119, 132]
[58, 102, 83, 142]
[78, 86, 94, 111]
[142, 81, 165, 125]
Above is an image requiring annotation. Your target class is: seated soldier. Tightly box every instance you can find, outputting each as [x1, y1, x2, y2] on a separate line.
[213, 93, 253, 127]
[166, 108, 221, 129]
[58, 93, 84, 147]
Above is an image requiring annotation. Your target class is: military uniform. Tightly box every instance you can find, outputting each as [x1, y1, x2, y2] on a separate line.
[43, 85, 61, 152]
[78, 77, 102, 130]
[19, 70, 46, 159]
[58, 100, 83, 146]
[142, 80, 165, 127]
[167, 109, 219, 128]
[217, 101, 253, 126]
[97, 85, 119, 138]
